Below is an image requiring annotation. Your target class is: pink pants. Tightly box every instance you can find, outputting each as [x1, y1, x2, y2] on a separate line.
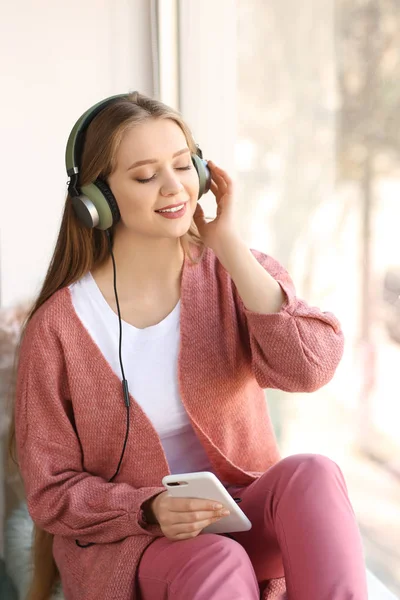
[137, 454, 368, 599]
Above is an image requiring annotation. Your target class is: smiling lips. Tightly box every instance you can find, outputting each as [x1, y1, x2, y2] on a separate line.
[155, 201, 188, 219]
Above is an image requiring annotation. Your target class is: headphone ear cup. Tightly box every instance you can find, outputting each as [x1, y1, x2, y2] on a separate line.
[72, 181, 120, 230]
[93, 179, 121, 228]
[191, 154, 211, 200]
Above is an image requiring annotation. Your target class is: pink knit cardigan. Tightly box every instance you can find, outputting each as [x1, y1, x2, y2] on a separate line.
[15, 248, 344, 600]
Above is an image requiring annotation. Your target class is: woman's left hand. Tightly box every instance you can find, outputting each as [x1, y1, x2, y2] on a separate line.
[193, 160, 239, 253]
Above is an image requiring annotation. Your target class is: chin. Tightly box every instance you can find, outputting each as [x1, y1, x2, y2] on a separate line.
[167, 226, 192, 240]
[162, 217, 193, 239]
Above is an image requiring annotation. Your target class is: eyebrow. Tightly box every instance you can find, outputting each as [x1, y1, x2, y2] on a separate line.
[127, 148, 190, 171]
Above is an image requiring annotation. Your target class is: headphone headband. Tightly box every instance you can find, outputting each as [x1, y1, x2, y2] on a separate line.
[66, 94, 131, 199]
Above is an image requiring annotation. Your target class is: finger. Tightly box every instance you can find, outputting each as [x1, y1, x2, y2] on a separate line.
[210, 180, 219, 195]
[209, 163, 227, 188]
[211, 171, 228, 194]
[208, 160, 231, 180]
[173, 509, 229, 525]
[167, 497, 224, 513]
[214, 171, 232, 198]
[170, 515, 223, 536]
[210, 180, 228, 209]
[208, 161, 230, 190]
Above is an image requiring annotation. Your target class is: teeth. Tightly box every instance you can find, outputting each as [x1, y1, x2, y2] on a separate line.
[158, 204, 184, 213]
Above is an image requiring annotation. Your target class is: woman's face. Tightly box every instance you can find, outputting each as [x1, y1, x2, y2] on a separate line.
[108, 118, 199, 240]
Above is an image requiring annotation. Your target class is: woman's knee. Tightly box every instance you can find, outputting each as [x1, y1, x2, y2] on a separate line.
[280, 453, 339, 473]
[139, 533, 253, 578]
[278, 453, 344, 486]
[138, 533, 258, 600]
[199, 533, 254, 566]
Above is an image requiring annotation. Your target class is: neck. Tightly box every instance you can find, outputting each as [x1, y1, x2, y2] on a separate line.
[97, 227, 185, 298]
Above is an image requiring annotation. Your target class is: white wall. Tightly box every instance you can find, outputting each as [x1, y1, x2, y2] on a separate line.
[0, 0, 153, 307]
[179, 0, 237, 221]
[0, 0, 237, 307]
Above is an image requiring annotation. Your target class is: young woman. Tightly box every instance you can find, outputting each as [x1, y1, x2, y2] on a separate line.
[13, 92, 368, 600]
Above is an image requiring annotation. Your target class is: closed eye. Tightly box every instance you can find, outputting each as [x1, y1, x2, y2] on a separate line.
[136, 165, 192, 184]
[136, 175, 156, 184]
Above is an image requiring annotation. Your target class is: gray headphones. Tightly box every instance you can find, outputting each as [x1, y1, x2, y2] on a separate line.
[65, 93, 211, 230]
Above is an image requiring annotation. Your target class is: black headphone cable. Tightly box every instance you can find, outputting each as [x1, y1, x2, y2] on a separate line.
[76, 228, 130, 548]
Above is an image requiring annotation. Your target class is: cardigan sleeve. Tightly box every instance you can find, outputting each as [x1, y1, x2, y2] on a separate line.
[15, 316, 164, 545]
[238, 250, 344, 393]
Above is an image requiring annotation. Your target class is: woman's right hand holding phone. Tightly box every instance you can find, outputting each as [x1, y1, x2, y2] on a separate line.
[148, 492, 230, 540]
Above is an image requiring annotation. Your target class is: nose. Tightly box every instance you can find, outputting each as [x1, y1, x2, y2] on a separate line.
[160, 170, 184, 197]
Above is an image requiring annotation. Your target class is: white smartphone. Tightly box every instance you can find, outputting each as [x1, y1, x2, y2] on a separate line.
[162, 471, 252, 534]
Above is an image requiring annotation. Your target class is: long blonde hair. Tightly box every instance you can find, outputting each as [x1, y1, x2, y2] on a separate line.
[9, 92, 203, 600]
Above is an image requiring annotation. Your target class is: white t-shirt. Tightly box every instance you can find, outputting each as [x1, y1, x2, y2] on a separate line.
[69, 272, 212, 474]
